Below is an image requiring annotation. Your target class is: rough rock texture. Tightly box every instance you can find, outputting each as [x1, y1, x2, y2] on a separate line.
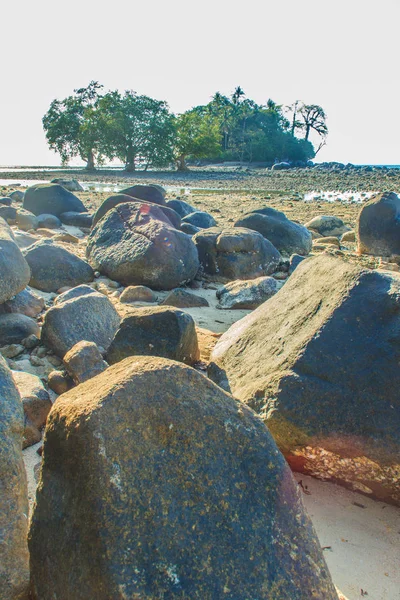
[28, 356, 336, 600]
[23, 240, 94, 292]
[216, 276, 279, 310]
[107, 306, 199, 366]
[305, 215, 349, 237]
[0, 219, 31, 304]
[2, 288, 44, 318]
[12, 370, 52, 449]
[0, 356, 29, 599]
[92, 195, 180, 228]
[23, 184, 86, 217]
[42, 291, 120, 358]
[60, 211, 93, 228]
[0, 314, 40, 346]
[87, 203, 199, 290]
[180, 222, 200, 236]
[54, 284, 96, 305]
[341, 230, 356, 243]
[193, 227, 281, 280]
[63, 341, 108, 384]
[161, 288, 209, 308]
[47, 370, 74, 395]
[182, 211, 216, 229]
[357, 191, 400, 255]
[210, 255, 400, 504]
[235, 207, 312, 256]
[119, 285, 157, 304]
[119, 184, 166, 205]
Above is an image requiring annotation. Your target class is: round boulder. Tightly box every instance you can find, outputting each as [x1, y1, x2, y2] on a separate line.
[0, 219, 31, 304]
[87, 202, 199, 290]
[357, 191, 400, 255]
[36, 214, 62, 229]
[107, 306, 199, 366]
[216, 276, 279, 310]
[235, 207, 312, 256]
[23, 183, 86, 217]
[182, 211, 217, 229]
[305, 215, 350, 237]
[41, 291, 120, 358]
[60, 211, 93, 228]
[23, 240, 94, 292]
[92, 194, 180, 228]
[193, 227, 281, 280]
[0, 313, 40, 345]
[118, 184, 165, 205]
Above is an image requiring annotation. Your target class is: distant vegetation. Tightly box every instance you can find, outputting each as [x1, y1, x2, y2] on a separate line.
[42, 82, 328, 171]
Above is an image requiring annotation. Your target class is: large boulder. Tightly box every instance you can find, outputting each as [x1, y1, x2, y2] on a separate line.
[357, 191, 400, 255]
[210, 255, 400, 504]
[28, 356, 336, 600]
[119, 184, 166, 205]
[12, 370, 52, 449]
[63, 341, 108, 384]
[166, 198, 195, 217]
[107, 306, 199, 366]
[193, 227, 281, 280]
[305, 215, 349, 237]
[87, 203, 199, 290]
[92, 194, 180, 228]
[23, 184, 86, 217]
[23, 240, 94, 292]
[0, 356, 29, 599]
[0, 219, 31, 304]
[0, 314, 40, 345]
[42, 291, 120, 358]
[216, 276, 279, 310]
[235, 207, 312, 256]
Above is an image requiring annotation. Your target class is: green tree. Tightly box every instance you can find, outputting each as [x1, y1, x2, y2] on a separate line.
[97, 91, 174, 171]
[173, 110, 221, 171]
[299, 103, 328, 153]
[42, 81, 103, 169]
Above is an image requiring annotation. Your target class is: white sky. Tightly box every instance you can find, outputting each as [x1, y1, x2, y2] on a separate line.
[2, 0, 400, 166]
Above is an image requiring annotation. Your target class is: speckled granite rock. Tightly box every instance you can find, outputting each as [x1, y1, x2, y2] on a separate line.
[29, 357, 337, 600]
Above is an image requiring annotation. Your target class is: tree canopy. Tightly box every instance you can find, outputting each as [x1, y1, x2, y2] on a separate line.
[43, 84, 328, 170]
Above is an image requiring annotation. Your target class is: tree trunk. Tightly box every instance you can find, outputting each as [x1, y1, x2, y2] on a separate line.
[305, 125, 311, 141]
[176, 155, 189, 171]
[85, 150, 95, 171]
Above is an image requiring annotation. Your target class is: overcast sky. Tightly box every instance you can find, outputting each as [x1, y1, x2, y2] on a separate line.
[2, 0, 399, 166]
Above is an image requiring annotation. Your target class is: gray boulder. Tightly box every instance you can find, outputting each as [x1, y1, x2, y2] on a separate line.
[161, 288, 209, 308]
[36, 214, 62, 229]
[0, 313, 40, 345]
[119, 285, 157, 304]
[63, 341, 108, 384]
[0, 219, 31, 304]
[12, 370, 52, 449]
[119, 184, 165, 205]
[180, 222, 201, 236]
[0, 197, 12, 206]
[50, 178, 84, 192]
[182, 211, 216, 229]
[210, 255, 400, 504]
[8, 190, 24, 203]
[60, 211, 93, 228]
[166, 198, 195, 217]
[193, 227, 281, 280]
[54, 284, 97, 305]
[28, 356, 336, 600]
[216, 276, 278, 309]
[0, 356, 30, 599]
[0, 205, 17, 222]
[87, 203, 199, 290]
[357, 191, 400, 255]
[2, 287, 44, 318]
[235, 207, 312, 256]
[23, 240, 94, 292]
[107, 306, 199, 366]
[42, 291, 120, 357]
[92, 195, 180, 228]
[23, 184, 86, 217]
[305, 215, 350, 237]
